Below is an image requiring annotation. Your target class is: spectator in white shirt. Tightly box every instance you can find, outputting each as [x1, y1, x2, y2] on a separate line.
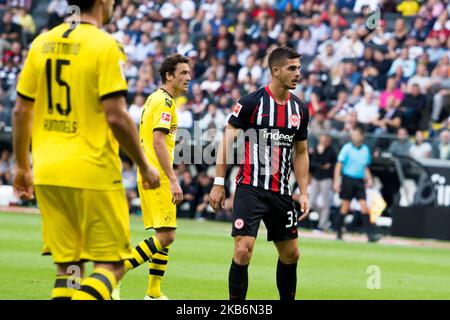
[235, 40, 252, 66]
[128, 95, 145, 127]
[159, 0, 180, 20]
[199, 103, 227, 131]
[237, 55, 263, 84]
[180, 0, 196, 21]
[353, 89, 380, 125]
[132, 33, 156, 62]
[353, 0, 379, 13]
[124, 59, 139, 80]
[388, 47, 417, 79]
[408, 63, 433, 94]
[297, 29, 317, 57]
[201, 72, 222, 94]
[317, 44, 339, 71]
[122, 34, 136, 58]
[176, 32, 195, 56]
[177, 103, 194, 131]
[310, 14, 331, 42]
[318, 28, 344, 55]
[200, 0, 218, 21]
[409, 130, 433, 159]
[336, 30, 364, 59]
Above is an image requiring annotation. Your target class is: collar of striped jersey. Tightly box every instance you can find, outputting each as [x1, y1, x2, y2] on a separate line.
[264, 85, 291, 106]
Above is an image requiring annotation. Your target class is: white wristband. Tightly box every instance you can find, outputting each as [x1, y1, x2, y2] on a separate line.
[214, 177, 225, 186]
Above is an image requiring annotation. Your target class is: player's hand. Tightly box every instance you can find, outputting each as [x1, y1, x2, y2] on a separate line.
[297, 194, 310, 222]
[13, 167, 34, 200]
[140, 165, 160, 189]
[366, 178, 373, 189]
[209, 185, 225, 213]
[170, 179, 183, 205]
[333, 182, 340, 193]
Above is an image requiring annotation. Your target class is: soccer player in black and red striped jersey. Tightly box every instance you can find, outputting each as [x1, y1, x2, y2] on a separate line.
[210, 46, 310, 300]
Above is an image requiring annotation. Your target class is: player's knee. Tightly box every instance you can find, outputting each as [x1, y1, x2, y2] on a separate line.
[56, 262, 84, 277]
[234, 243, 253, 264]
[291, 249, 300, 262]
[280, 249, 300, 264]
[340, 202, 350, 213]
[95, 262, 125, 281]
[158, 233, 175, 248]
[156, 230, 176, 248]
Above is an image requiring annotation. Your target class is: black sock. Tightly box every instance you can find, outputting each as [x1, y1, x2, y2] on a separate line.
[361, 214, 373, 236]
[335, 214, 344, 234]
[276, 259, 297, 301]
[229, 260, 248, 300]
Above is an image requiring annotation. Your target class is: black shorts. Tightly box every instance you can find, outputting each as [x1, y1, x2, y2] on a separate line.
[340, 175, 366, 201]
[232, 184, 298, 242]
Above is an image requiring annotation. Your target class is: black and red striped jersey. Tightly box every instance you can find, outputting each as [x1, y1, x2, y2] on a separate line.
[228, 86, 309, 196]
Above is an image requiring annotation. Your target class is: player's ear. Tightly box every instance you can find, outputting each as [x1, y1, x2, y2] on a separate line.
[271, 66, 278, 75]
[165, 72, 172, 82]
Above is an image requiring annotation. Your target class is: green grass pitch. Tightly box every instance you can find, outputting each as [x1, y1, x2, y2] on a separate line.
[1, 211, 449, 300]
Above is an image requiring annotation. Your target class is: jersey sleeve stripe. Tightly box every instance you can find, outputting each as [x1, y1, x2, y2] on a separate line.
[17, 91, 35, 102]
[100, 90, 128, 101]
[153, 128, 170, 134]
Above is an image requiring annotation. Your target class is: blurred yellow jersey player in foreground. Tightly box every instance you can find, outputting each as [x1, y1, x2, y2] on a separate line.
[13, 0, 160, 300]
[112, 54, 191, 300]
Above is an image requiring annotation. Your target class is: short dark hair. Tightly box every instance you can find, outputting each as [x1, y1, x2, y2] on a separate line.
[159, 54, 190, 84]
[268, 46, 301, 71]
[68, 0, 96, 13]
[353, 126, 365, 135]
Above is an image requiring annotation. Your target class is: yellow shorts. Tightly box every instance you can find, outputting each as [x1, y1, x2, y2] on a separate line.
[35, 185, 133, 263]
[138, 182, 177, 230]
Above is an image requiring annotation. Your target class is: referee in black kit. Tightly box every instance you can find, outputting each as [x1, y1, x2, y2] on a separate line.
[210, 47, 310, 300]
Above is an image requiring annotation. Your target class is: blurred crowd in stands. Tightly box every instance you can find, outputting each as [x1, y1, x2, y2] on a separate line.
[1, 0, 450, 225]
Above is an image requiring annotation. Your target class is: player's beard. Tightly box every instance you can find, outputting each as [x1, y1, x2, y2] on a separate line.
[179, 82, 189, 94]
[285, 80, 297, 90]
[283, 75, 299, 90]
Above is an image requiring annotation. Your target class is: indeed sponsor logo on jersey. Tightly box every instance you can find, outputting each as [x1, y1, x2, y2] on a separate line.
[261, 129, 294, 142]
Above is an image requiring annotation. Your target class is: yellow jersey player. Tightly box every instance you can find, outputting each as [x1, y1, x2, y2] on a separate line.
[113, 54, 191, 300]
[13, 0, 160, 300]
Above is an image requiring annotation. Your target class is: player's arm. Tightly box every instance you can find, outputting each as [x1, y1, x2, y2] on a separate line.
[293, 140, 310, 221]
[13, 39, 38, 200]
[210, 97, 253, 213]
[210, 123, 241, 213]
[293, 104, 310, 220]
[12, 96, 34, 199]
[99, 38, 159, 189]
[153, 130, 183, 205]
[102, 95, 159, 189]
